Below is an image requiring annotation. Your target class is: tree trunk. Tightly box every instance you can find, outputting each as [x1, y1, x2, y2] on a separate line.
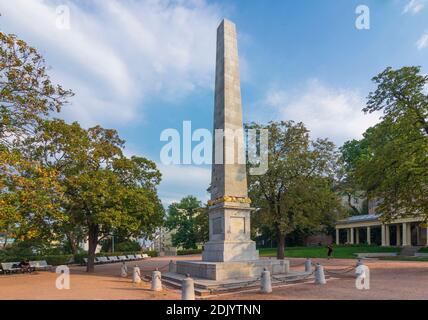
[86, 224, 99, 273]
[67, 233, 78, 255]
[276, 227, 285, 260]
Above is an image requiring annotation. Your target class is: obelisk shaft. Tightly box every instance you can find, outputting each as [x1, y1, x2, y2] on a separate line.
[211, 19, 247, 201]
[202, 19, 259, 263]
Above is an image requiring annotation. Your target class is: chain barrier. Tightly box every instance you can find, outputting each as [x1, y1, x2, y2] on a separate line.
[272, 269, 316, 283]
[139, 262, 171, 273]
[290, 261, 307, 267]
[323, 266, 356, 277]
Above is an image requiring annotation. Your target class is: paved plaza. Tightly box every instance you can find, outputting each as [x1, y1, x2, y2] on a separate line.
[0, 255, 427, 300]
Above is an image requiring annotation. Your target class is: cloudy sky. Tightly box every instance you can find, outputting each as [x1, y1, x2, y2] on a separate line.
[1, 0, 427, 205]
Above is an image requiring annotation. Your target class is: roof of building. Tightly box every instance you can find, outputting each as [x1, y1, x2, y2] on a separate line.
[337, 214, 380, 224]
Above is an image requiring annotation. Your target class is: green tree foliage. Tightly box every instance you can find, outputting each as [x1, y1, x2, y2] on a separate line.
[351, 67, 428, 222]
[0, 31, 73, 147]
[0, 31, 71, 245]
[0, 148, 63, 247]
[338, 139, 369, 215]
[0, 31, 164, 271]
[246, 121, 343, 259]
[165, 196, 208, 249]
[27, 119, 164, 272]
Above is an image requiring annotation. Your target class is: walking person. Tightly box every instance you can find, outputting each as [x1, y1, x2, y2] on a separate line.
[327, 244, 333, 260]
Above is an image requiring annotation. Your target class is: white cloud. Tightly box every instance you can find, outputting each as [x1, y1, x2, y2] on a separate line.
[157, 164, 210, 206]
[0, 0, 223, 126]
[262, 79, 381, 145]
[403, 0, 427, 14]
[416, 31, 428, 50]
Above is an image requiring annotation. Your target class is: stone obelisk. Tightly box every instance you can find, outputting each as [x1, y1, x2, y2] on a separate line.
[174, 19, 288, 281]
[202, 19, 259, 263]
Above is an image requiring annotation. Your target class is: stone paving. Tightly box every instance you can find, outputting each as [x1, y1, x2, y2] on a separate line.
[0, 255, 427, 300]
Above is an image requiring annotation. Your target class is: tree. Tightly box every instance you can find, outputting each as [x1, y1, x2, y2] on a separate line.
[0, 147, 63, 247]
[0, 31, 72, 148]
[364, 66, 428, 135]
[0, 31, 71, 245]
[165, 196, 208, 249]
[27, 119, 164, 272]
[337, 139, 369, 216]
[246, 121, 343, 259]
[354, 67, 428, 221]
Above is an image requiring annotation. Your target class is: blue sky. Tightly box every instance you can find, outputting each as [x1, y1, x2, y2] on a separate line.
[1, 0, 427, 205]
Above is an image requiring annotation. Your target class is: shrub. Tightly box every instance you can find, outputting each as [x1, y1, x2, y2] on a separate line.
[143, 250, 158, 257]
[0, 254, 73, 265]
[114, 241, 141, 252]
[177, 249, 202, 255]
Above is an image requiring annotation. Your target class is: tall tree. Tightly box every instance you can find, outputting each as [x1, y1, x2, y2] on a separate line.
[27, 119, 164, 271]
[337, 139, 369, 215]
[0, 31, 71, 244]
[354, 67, 428, 221]
[165, 196, 208, 249]
[246, 121, 343, 259]
[0, 31, 72, 147]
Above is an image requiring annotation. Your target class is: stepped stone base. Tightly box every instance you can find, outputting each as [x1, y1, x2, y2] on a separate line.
[176, 259, 289, 281]
[162, 269, 310, 296]
[202, 240, 259, 262]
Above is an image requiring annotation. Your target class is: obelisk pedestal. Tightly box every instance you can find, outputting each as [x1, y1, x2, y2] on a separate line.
[175, 19, 289, 281]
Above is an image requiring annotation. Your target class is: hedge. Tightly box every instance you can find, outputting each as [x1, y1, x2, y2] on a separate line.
[177, 249, 202, 255]
[1, 251, 159, 266]
[0, 254, 73, 266]
[73, 250, 158, 265]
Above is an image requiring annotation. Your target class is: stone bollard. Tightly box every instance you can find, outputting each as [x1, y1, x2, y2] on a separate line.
[132, 265, 141, 284]
[305, 259, 312, 273]
[169, 260, 176, 273]
[181, 274, 195, 300]
[151, 269, 162, 291]
[120, 262, 128, 278]
[314, 263, 326, 285]
[260, 268, 272, 294]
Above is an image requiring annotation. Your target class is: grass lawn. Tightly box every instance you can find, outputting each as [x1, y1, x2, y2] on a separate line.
[379, 256, 428, 262]
[259, 245, 399, 259]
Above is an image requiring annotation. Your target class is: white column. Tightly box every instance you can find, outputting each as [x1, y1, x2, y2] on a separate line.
[346, 229, 350, 244]
[416, 226, 420, 246]
[402, 223, 408, 246]
[426, 227, 428, 246]
[356, 228, 360, 244]
[407, 223, 412, 246]
[381, 225, 386, 246]
[385, 225, 390, 246]
[367, 227, 371, 245]
[350, 228, 354, 244]
[396, 225, 401, 246]
[336, 229, 340, 245]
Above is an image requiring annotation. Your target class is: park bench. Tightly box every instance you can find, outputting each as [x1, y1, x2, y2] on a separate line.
[99, 257, 110, 264]
[29, 260, 53, 271]
[118, 255, 128, 261]
[84, 257, 103, 265]
[142, 254, 149, 259]
[1, 262, 23, 274]
[108, 256, 119, 262]
[127, 254, 137, 260]
[96, 257, 112, 264]
[135, 254, 143, 260]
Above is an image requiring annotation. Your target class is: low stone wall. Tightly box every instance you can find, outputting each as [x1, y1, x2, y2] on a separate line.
[356, 252, 398, 258]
